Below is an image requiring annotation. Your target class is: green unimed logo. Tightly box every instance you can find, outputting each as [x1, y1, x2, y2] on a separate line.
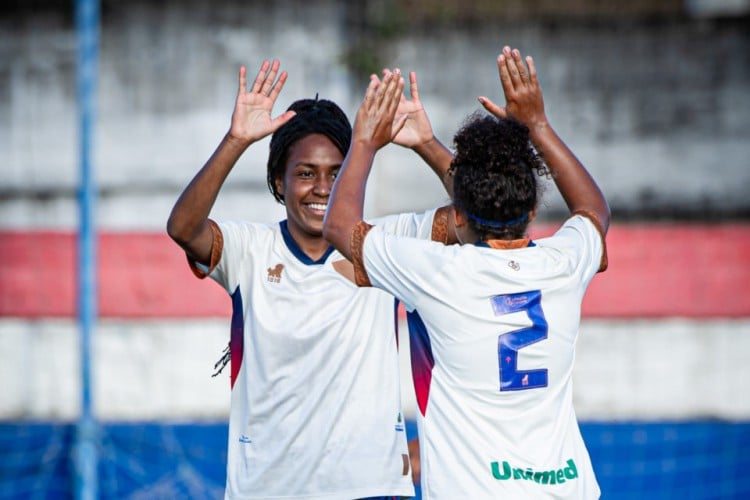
[491, 459, 578, 485]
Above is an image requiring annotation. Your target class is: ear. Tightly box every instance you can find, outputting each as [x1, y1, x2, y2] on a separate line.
[274, 176, 285, 199]
[528, 209, 536, 223]
[452, 205, 468, 227]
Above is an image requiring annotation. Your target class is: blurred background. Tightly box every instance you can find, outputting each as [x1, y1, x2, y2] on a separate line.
[1, 0, 749, 498]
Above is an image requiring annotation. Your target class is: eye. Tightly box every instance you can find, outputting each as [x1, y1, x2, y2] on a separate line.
[297, 169, 315, 178]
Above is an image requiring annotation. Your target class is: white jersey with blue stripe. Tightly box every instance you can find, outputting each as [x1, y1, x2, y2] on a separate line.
[196, 209, 444, 500]
[361, 214, 604, 499]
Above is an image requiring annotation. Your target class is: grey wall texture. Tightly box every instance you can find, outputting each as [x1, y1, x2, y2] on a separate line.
[1, 1, 749, 230]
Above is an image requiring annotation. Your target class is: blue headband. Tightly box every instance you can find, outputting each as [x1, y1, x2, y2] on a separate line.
[466, 211, 529, 228]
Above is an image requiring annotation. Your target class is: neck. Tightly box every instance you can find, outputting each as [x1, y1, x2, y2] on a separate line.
[286, 225, 332, 261]
[484, 238, 530, 249]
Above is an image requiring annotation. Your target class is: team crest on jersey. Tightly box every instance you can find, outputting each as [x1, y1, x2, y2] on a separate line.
[267, 263, 284, 283]
[508, 260, 520, 271]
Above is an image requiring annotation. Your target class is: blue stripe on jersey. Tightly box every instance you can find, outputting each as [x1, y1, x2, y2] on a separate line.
[406, 310, 435, 417]
[229, 287, 244, 389]
[279, 220, 335, 265]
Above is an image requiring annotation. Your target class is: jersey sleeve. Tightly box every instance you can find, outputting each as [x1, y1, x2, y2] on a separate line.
[366, 205, 451, 243]
[354, 223, 449, 312]
[188, 219, 263, 295]
[552, 213, 607, 285]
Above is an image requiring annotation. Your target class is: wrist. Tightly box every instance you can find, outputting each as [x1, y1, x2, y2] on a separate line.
[352, 138, 383, 154]
[413, 135, 439, 154]
[225, 131, 253, 149]
[527, 120, 552, 140]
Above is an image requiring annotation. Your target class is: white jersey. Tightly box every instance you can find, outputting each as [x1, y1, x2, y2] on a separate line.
[191, 208, 448, 500]
[358, 214, 605, 499]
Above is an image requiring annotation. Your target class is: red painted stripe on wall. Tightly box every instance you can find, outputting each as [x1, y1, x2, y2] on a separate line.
[1, 224, 749, 318]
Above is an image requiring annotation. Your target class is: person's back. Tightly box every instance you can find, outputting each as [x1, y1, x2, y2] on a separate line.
[373, 215, 603, 497]
[324, 47, 610, 499]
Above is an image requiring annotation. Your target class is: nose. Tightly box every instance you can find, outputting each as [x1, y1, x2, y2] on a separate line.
[313, 174, 332, 196]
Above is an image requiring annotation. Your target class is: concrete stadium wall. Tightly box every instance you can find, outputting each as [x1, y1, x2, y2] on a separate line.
[1, 1, 749, 423]
[1, 1, 749, 230]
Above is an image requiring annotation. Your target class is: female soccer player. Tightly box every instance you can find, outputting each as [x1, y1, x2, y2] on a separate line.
[324, 47, 610, 499]
[167, 59, 454, 499]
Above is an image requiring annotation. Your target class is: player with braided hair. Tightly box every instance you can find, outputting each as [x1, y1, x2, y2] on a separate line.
[324, 47, 610, 498]
[167, 59, 454, 499]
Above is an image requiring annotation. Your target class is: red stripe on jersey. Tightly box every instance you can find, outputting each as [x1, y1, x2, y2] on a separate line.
[1, 224, 749, 318]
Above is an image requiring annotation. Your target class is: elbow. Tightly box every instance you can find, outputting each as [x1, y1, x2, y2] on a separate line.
[321, 216, 338, 246]
[322, 214, 349, 254]
[166, 215, 191, 247]
[599, 201, 611, 235]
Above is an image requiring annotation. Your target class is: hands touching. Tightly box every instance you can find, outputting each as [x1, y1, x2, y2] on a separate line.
[352, 69, 406, 151]
[228, 59, 297, 145]
[391, 70, 436, 148]
[479, 46, 548, 133]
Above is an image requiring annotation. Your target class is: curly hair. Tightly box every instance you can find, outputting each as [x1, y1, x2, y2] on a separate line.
[266, 97, 352, 204]
[450, 112, 548, 239]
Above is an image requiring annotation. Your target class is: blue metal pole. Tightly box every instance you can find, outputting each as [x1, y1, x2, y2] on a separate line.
[74, 0, 100, 498]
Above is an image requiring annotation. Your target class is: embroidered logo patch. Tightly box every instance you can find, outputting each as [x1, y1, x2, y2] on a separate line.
[267, 264, 284, 283]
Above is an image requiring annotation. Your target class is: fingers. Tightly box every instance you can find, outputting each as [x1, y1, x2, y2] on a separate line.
[251, 60, 270, 93]
[270, 109, 297, 130]
[497, 52, 514, 95]
[267, 70, 288, 101]
[385, 71, 405, 116]
[497, 46, 539, 104]
[376, 69, 404, 116]
[238, 65, 247, 95]
[478, 96, 506, 119]
[526, 55, 538, 87]
[511, 48, 529, 84]
[408, 71, 419, 101]
[260, 59, 281, 95]
[248, 59, 285, 97]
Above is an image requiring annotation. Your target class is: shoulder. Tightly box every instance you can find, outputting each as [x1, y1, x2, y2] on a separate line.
[539, 214, 607, 273]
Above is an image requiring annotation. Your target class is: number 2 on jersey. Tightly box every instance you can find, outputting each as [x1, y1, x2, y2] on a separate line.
[491, 290, 548, 391]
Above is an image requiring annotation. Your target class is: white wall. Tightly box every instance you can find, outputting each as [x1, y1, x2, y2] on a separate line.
[2, 317, 749, 421]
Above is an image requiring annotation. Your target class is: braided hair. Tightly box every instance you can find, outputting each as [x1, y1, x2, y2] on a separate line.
[267, 97, 352, 204]
[450, 112, 548, 240]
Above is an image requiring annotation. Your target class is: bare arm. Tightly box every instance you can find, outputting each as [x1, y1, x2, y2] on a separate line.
[479, 47, 610, 234]
[166, 60, 296, 265]
[323, 70, 406, 260]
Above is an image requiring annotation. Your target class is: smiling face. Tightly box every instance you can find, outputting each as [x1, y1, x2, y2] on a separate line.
[274, 133, 344, 245]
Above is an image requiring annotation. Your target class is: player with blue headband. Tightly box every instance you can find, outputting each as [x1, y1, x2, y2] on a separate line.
[325, 46, 610, 499]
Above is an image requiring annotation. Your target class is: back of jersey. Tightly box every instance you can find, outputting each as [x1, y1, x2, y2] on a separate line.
[363, 215, 604, 499]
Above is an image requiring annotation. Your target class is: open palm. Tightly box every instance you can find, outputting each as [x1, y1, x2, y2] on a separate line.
[391, 71, 434, 148]
[229, 60, 296, 144]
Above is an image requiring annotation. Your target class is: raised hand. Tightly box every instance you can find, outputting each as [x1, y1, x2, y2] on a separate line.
[479, 46, 547, 131]
[353, 69, 406, 151]
[391, 71, 435, 148]
[229, 59, 296, 144]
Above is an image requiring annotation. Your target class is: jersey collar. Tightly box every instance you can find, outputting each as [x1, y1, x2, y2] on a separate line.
[475, 238, 535, 249]
[279, 220, 335, 265]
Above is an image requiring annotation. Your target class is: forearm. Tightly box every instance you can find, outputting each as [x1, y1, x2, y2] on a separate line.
[413, 136, 454, 198]
[167, 133, 249, 249]
[323, 142, 378, 260]
[530, 123, 610, 233]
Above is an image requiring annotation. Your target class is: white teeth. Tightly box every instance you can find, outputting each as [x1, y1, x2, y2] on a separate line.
[308, 203, 327, 211]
